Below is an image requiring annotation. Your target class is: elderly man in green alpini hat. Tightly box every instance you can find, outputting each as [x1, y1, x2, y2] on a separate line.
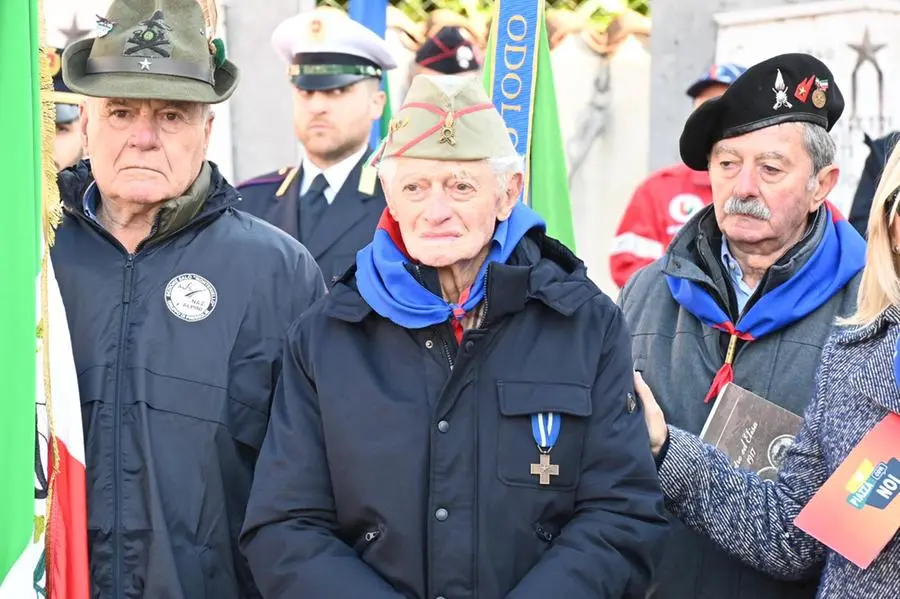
[53, 0, 326, 596]
[240, 73, 666, 599]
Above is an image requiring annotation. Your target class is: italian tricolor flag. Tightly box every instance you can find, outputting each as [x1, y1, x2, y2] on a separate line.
[0, 1, 89, 597]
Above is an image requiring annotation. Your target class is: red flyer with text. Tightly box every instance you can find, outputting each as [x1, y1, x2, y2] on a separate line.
[794, 413, 900, 569]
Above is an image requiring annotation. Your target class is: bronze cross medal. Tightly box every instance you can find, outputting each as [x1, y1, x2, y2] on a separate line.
[530, 453, 559, 486]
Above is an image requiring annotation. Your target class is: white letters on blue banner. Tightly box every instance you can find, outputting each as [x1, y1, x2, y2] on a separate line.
[486, 0, 541, 206]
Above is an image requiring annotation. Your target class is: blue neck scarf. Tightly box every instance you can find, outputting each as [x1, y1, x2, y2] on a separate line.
[356, 203, 546, 330]
[666, 207, 866, 402]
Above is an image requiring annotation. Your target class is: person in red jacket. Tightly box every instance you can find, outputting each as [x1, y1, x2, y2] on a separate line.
[610, 63, 746, 289]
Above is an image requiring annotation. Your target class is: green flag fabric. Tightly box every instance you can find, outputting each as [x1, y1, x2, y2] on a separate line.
[0, 0, 40, 589]
[483, 3, 576, 250]
[380, 80, 393, 141]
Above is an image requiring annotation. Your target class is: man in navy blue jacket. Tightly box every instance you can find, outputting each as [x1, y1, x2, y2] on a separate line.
[54, 0, 326, 596]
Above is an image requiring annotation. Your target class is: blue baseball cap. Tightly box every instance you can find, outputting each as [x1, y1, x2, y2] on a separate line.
[686, 63, 747, 98]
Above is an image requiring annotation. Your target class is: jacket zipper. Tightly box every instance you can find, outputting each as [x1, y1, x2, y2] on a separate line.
[363, 529, 381, 544]
[439, 332, 455, 371]
[480, 266, 491, 328]
[411, 265, 457, 371]
[354, 526, 383, 554]
[416, 265, 493, 371]
[113, 253, 135, 596]
[534, 523, 555, 543]
[67, 205, 135, 597]
[66, 188, 232, 595]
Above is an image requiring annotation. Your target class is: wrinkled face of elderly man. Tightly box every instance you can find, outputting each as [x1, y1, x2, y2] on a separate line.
[380, 157, 524, 268]
[707, 121, 839, 255]
[81, 97, 214, 203]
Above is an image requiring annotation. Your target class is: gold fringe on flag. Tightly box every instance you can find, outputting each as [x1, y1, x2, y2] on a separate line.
[37, 0, 63, 585]
[39, 28, 62, 242]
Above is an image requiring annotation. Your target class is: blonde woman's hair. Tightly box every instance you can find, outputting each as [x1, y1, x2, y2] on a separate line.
[840, 135, 900, 326]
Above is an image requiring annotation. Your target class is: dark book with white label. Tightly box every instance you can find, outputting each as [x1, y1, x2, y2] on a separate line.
[699, 382, 804, 480]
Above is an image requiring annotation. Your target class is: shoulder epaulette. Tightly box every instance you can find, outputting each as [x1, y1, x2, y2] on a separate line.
[236, 166, 292, 189]
[275, 166, 300, 198]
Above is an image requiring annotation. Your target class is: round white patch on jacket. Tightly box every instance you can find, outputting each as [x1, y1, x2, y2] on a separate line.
[668, 193, 705, 224]
[165, 273, 218, 322]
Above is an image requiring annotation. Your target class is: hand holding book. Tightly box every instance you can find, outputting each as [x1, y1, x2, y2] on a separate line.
[632, 371, 669, 457]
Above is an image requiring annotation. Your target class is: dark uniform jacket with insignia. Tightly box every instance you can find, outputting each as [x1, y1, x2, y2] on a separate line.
[53, 160, 326, 599]
[236, 149, 386, 285]
[240, 231, 669, 599]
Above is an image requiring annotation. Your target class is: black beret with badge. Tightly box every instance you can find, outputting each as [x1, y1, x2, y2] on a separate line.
[415, 26, 480, 75]
[680, 53, 845, 170]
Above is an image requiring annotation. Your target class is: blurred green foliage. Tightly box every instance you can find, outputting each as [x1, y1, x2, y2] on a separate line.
[317, 0, 651, 29]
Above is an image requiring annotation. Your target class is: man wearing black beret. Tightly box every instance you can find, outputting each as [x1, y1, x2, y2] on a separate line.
[619, 53, 867, 599]
[409, 25, 480, 85]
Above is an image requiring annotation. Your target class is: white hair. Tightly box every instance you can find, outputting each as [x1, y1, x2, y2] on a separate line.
[378, 154, 524, 193]
[800, 122, 835, 191]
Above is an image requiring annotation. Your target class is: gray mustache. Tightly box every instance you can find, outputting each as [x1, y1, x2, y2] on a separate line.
[724, 196, 771, 220]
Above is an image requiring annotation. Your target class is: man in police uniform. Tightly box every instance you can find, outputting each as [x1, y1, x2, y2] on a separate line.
[238, 10, 395, 284]
[45, 47, 85, 169]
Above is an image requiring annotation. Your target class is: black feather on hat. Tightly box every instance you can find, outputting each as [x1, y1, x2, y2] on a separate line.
[415, 26, 480, 75]
[680, 53, 844, 171]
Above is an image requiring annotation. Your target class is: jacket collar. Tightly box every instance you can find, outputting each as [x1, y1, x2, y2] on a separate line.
[663, 203, 827, 317]
[324, 231, 599, 324]
[299, 144, 369, 198]
[837, 306, 900, 415]
[59, 159, 240, 238]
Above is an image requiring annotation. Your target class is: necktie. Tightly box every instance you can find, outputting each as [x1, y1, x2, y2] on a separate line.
[299, 173, 329, 242]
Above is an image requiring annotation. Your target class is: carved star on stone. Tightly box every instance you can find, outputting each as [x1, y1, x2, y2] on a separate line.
[139, 58, 152, 71]
[59, 15, 92, 45]
[848, 27, 886, 65]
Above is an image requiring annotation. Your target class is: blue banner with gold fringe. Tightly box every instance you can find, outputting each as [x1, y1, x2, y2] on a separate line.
[486, 0, 542, 206]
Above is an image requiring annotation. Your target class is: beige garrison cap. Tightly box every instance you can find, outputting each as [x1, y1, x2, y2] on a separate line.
[376, 74, 516, 163]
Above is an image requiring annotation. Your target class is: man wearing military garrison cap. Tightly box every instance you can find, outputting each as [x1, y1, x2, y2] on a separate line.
[619, 53, 866, 599]
[241, 73, 667, 598]
[54, 0, 326, 596]
[238, 9, 395, 286]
